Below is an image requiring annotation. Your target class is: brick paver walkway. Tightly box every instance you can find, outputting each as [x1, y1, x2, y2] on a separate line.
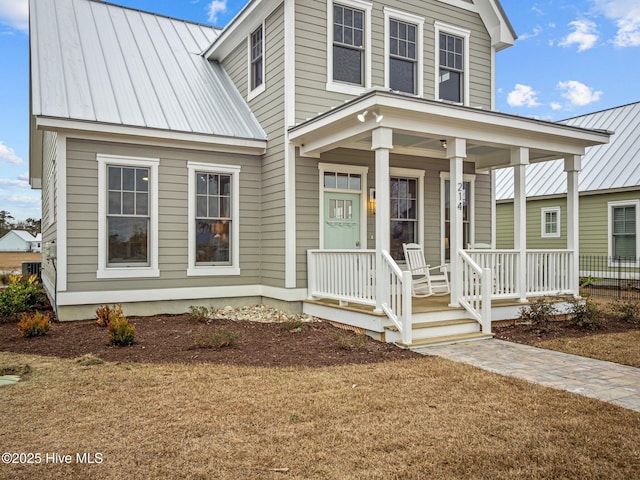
[417, 339, 640, 413]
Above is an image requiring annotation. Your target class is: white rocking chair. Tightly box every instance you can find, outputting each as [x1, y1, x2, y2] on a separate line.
[402, 243, 450, 298]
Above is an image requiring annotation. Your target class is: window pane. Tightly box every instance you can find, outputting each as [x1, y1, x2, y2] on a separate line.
[220, 175, 231, 195]
[349, 174, 361, 190]
[614, 235, 636, 258]
[408, 25, 415, 42]
[108, 217, 148, 264]
[122, 192, 135, 215]
[334, 24, 343, 44]
[439, 69, 462, 102]
[208, 196, 219, 218]
[354, 10, 363, 29]
[122, 168, 135, 191]
[136, 193, 148, 216]
[334, 5, 342, 23]
[344, 8, 352, 26]
[108, 167, 121, 190]
[390, 221, 416, 261]
[324, 172, 336, 189]
[136, 168, 149, 192]
[108, 191, 121, 215]
[337, 173, 349, 189]
[196, 220, 230, 264]
[344, 27, 353, 45]
[354, 29, 362, 48]
[390, 57, 415, 94]
[208, 174, 218, 195]
[197, 196, 207, 218]
[197, 173, 207, 195]
[220, 197, 231, 218]
[390, 20, 397, 37]
[333, 45, 362, 85]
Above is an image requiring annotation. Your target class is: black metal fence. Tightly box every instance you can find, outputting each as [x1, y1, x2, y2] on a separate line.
[579, 256, 640, 300]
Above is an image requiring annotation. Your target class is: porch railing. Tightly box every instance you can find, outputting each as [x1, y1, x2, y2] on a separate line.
[467, 249, 518, 298]
[458, 250, 491, 333]
[526, 250, 573, 296]
[380, 250, 413, 345]
[307, 250, 376, 306]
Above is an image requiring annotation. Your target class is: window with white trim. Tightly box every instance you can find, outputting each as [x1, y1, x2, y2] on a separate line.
[248, 23, 265, 99]
[441, 173, 475, 263]
[384, 8, 424, 96]
[188, 162, 241, 276]
[390, 177, 418, 260]
[541, 207, 561, 238]
[327, 0, 372, 95]
[435, 22, 470, 105]
[609, 201, 639, 262]
[97, 155, 159, 279]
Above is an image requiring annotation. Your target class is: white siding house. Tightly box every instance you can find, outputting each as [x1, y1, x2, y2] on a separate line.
[0, 230, 37, 252]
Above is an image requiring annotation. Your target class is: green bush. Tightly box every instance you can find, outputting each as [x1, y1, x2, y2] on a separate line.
[188, 305, 214, 324]
[95, 304, 124, 327]
[608, 299, 640, 325]
[517, 298, 559, 327]
[568, 296, 602, 330]
[0, 274, 44, 318]
[192, 328, 240, 349]
[17, 310, 51, 337]
[108, 314, 136, 346]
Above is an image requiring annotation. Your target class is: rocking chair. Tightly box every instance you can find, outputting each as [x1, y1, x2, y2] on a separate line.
[402, 243, 450, 298]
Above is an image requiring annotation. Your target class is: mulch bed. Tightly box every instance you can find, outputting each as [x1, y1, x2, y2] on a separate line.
[493, 315, 640, 345]
[0, 314, 421, 368]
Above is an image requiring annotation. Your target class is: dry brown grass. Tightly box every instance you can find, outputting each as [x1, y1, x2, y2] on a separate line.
[0, 252, 41, 272]
[1, 352, 639, 479]
[537, 331, 640, 368]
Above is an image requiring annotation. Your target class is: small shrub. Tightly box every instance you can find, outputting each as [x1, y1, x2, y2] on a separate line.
[517, 298, 559, 327]
[276, 319, 304, 332]
[579, 276, 602, 288]
[95, 304, 124, 327]
[192, 328, 240, 349]
[608, 299, 640, 325]
[568, 296, 602, 330]
[188, 305, 214, 324]
[18, 311, 51, 338]
[108, 314, 136, 346]
[334, 331, 369, 351]
[0, 274, 44, 318]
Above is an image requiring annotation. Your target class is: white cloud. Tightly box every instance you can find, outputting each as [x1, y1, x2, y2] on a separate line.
[592, 0, 640, 47]
[0, 194, 40, 206]
[18, 172, 28, 181]
[551, 102, 563, 111]
[0, 141, 23, 165]
[507, 84, 541, 108]
[519, 26, 543, 41]
[0, 0, 28, 33]
[557, 80, 603, 106]
[0, 178, 29, 188]
[207, 0, 227, 24]
[559, 20, 599, 51]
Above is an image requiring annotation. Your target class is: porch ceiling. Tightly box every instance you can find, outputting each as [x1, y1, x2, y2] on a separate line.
[288, 90, 611, 170]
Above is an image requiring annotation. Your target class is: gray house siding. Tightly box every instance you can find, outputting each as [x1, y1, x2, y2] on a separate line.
[40, 131, 58, 292]
[294, 0, 492, 125]
[64, 138, 262, 293]
[295, 147, 491, 287]
[221, 4, 287, 288]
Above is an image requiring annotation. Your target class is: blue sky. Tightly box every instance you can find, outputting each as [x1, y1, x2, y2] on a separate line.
[0, 0, 638, 222]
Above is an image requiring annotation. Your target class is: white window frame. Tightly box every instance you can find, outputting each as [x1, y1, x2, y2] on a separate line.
[247, 22, 266, 101]
[384, 7, 424, 97]
[434, 21, 470, 106]
[96, 154, 160, 279]
[440, 172, 475, 265]
[326, 0, 372, 96]
[390, 167, 425, 263]
[188, 162, 241, 277]
[541, 207, 561, 238]
[608, 200, 640, 266]
[318, 163, 368, 249]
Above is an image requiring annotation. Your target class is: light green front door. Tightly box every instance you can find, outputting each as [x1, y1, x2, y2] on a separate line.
[324, 192, 361, 249]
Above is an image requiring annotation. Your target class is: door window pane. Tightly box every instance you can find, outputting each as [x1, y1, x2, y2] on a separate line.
[390, 177, 418, 260]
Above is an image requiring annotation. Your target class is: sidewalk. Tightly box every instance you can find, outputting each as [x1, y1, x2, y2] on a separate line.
[416, 339, 640, 413]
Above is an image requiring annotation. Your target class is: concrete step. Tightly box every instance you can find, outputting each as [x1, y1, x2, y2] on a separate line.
[398, 332, 495, 348]
[384, 318, 480, 343]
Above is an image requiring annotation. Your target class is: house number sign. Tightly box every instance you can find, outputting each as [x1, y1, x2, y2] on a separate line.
[457, 182, 465, 211]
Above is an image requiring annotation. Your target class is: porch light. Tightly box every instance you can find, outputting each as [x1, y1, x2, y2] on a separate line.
[357, 110, 383, 123]
[369, 188, 376, 215]
[357, 110, 369, 122]
[440, 139, 447, 149]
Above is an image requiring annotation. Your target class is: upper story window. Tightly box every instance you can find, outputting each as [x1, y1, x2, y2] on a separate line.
[97, 154, 159, 279]
[541, 207, 561, 238]
[384, 8, 424, 96]
[435, 22, 470, 105]
[248, 23, 265, 100]
[327, 0, 372, 95]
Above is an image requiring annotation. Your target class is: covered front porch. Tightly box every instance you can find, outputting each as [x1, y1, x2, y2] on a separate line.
[289, 90, 609, 346]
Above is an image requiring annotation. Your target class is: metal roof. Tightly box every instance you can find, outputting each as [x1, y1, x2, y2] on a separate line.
[496, 101, 640, 200]
[2, 230, 36, 242]
[30, 0, 266, 141]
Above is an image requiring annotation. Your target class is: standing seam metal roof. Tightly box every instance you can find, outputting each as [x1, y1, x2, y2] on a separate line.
[30, 0, 266, 141]
[495, 101, 640, 200]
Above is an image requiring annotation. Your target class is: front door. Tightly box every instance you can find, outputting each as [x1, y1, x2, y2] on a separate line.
[324, 192, 361, 249]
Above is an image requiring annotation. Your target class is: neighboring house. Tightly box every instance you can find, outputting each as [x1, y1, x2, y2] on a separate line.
[31, 233, 42, 253]
[29, 0, 609, 345]
[495, 102, 640, 273]
[0, 230, 37, 252]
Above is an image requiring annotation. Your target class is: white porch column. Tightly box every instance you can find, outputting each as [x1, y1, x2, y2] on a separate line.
[447, 138, 466, 307]
[373, 127, 393, 313]
[565, 155, 581, 296]
[512, 147, 529, 302]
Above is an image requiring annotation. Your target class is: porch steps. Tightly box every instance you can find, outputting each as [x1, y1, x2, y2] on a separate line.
[384, 318, 484, 345]
[397, 332, 495, 349]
